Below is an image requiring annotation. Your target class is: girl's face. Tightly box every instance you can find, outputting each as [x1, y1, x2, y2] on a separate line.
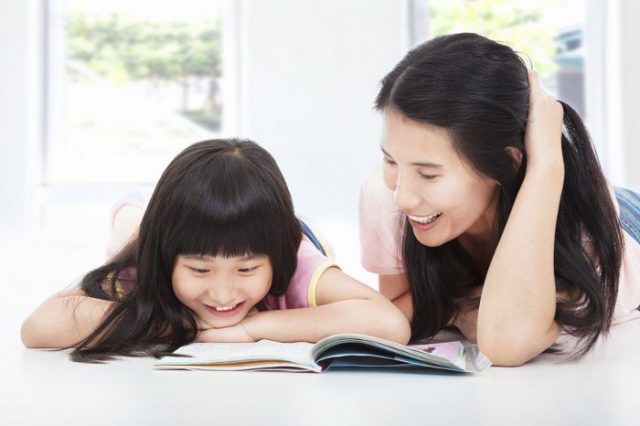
[381, 109, 499, 249]
[172, 253, 273, 328]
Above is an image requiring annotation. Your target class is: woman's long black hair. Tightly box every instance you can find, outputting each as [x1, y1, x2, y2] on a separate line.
[375, 33, 623, 357]
[70, 139, 302, 362]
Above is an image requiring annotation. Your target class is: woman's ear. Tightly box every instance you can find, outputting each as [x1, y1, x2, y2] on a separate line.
[505, 146, 523, 172]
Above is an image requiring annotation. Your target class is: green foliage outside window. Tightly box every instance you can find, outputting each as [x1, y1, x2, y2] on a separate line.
[65, 13, 222, 129]
[429, 0, 561, 77]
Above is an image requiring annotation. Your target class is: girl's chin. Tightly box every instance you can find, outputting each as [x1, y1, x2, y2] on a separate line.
[199, 317, 243, 329]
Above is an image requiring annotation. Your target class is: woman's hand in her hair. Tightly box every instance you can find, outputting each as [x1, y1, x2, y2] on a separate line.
[524, 70, 565, 176]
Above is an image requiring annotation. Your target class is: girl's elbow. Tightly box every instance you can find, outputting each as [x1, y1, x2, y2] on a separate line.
[20, 316, 43, 348]
[381, 307, 411, 345]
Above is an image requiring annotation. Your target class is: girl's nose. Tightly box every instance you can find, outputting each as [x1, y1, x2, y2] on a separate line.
[206, 281, 237, 306]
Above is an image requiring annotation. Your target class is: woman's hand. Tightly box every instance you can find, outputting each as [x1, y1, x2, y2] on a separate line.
[524, 70, 565, 172]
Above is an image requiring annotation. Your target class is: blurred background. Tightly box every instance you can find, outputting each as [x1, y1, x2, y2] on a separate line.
[1, 0, 639, 299]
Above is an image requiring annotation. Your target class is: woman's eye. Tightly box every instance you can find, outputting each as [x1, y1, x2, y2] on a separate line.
[419, 173, 438, 180]
[238, 266, 259, 273]
[190, 267, 210, 274]
[383, 157, 396, 166]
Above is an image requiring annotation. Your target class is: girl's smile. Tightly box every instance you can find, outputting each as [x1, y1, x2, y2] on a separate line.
[204, 301, 246, 317]
[172, 254, 273, 329]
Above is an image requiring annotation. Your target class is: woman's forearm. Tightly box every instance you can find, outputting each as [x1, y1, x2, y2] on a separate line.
[478, 163, 563, 365]
[21, 296, 114, 348]
[244, 298, 411, 345]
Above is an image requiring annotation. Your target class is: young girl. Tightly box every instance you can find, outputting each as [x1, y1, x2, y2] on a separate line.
[22, 139, 410, 362]
[359, 33, 640, 366]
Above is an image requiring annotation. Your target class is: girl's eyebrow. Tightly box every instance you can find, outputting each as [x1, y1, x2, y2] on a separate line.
[181, 254, 262, 261]
[237, 254, 260, 261]
[380, 146, 443, 168]
[182, 254, 214, 261]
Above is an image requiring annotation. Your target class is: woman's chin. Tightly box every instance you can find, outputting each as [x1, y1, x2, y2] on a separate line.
[413, 229, 449, 248]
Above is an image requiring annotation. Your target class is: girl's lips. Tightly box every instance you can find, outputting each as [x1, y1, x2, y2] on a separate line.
[408, 214, 442, 231]
[204, 301, 245, 317]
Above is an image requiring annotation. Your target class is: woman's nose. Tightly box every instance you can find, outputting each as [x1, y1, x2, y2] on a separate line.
[393, 175, 421, 211]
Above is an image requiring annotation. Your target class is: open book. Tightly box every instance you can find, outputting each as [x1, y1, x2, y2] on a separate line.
[154, 334, 491, 373]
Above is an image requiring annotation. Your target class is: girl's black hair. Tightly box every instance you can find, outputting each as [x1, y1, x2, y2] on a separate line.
[375, 33, 623, 358]
[71, 139, 302, 362]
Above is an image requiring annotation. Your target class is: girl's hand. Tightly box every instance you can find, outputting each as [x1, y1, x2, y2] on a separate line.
[524, 70, 565, 172]
[195, 322, 256, 343]
[193, 309, 260, 343]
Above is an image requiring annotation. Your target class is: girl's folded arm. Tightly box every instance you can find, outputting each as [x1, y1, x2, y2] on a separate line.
[20, 285, 114, 349]
[244, 267, 411, 344]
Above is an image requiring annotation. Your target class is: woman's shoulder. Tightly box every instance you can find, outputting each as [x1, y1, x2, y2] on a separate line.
[360, 169, 397, 212]
[609, 186, 640, 323]
[359, 169, 405, 275]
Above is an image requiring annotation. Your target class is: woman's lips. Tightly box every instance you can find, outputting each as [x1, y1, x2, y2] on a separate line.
[408, 214, 442, 231]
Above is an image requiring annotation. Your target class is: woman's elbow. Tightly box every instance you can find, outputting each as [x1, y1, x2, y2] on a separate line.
[477, 335, 540, 367]
[477, 322, 558, 367]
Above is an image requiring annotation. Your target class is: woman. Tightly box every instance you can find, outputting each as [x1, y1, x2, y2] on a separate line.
[359, 33, 640, 366]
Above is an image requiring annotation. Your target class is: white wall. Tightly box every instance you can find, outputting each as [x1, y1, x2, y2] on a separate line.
[619, 0, 640, 189]
[0, 0, 42, 238]
[235, 0, 409, 222]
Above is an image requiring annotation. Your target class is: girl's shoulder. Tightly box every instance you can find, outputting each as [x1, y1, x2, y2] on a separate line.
[264, 238, 338, 311]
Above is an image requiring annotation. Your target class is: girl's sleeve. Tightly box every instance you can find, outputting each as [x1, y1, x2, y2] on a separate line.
[264, 238, 338, 310]
[359, 170, 405, 276]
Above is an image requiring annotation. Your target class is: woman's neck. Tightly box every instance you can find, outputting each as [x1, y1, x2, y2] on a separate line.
[457, 192, 500, 273]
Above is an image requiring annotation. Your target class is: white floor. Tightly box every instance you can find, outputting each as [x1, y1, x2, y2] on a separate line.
[3, 235, 639, 426]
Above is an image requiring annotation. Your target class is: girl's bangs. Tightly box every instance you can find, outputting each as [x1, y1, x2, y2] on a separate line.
[171, 183, 282, 259]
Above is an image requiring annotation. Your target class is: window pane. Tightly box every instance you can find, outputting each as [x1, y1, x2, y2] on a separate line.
[47, 0, 224, 184]
[428, 0, 587, 118]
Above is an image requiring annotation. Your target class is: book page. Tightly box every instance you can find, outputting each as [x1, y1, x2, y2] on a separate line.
[155, 340, 318, 370]
[312, 334, 491, 372]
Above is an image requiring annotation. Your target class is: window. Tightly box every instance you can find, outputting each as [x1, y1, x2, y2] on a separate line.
[46, 0, 226, 185]
[427, 0, 587, 118]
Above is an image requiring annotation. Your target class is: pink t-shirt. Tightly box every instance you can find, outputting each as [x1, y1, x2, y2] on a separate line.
[112, 238, 337, 310]
[359, 170, 640, 324]
[264, 238, 337, 310]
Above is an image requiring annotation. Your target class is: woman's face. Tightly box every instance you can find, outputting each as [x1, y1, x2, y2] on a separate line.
[381, 108, 499, 248]
[172, 253, 272, 328]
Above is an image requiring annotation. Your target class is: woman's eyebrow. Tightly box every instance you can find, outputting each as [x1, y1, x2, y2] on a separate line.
[380, 147, 442, 168]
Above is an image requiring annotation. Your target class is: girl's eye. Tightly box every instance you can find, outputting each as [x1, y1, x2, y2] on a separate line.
[238, 266, 259, 273]
[189, 267, 210, 274]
